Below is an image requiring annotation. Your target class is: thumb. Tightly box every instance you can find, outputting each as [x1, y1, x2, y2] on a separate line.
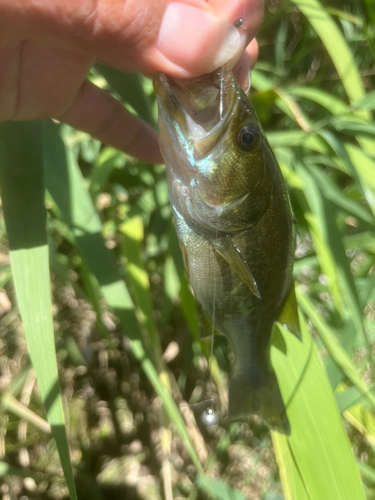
[149, 2, 244, 77]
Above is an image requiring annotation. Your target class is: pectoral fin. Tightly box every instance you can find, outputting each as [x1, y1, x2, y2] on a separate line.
[213, 236, 261, 299]
[278, 285, 301, 340]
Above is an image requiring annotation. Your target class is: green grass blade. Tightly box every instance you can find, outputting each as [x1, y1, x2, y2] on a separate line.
[89, 147, 125, 201]
[317, 129, 365, 197]
[95, 64, 156, 127]
[345, 143, 375, 214]
[275, 17, 288, 72]
[196, 474, 247, 500]
[297, 162, 372, 369]
[344, 404, 375, 449]
[272, 432, 309, 500]
[290, 0, 375, 180]
[324, 320, 358, 391]
[326, 8, 363, 25]
[357, 459, 375, 485]
[306, 164, 374, 227]
[297, 292, 375, 407]
[291, 0, 366, 109]
[272, 316, 366, 500]
[0, 390, 51, 434]
[335, 386, 369, 413]
[267, 130, 329, 154]
[0, 460, 49, 481]
[353, 89, 375, 112]
[120, 215, 159, 351]
[333, 118, 375, 138]
[286, 87, 348, 114]
[0, 121, 77, 500]
[294, 166, 343, 314]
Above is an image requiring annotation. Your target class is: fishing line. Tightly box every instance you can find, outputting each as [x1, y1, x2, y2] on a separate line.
[206, 69, 224, 409]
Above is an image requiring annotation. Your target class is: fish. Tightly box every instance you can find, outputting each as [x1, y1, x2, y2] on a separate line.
[154, 66, 300, 435]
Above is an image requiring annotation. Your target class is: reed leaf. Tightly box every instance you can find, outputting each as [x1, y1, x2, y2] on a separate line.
[272, 317, 366, 500]
[0, 121, 77, 500]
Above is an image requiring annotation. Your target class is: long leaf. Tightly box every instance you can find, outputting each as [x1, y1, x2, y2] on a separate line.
[291, 0, 366, 108]
[297, 292, 375, 407]
[0, 121, 77, 500]
[272, 316, 365, 500]
[296, 162, 372, 369]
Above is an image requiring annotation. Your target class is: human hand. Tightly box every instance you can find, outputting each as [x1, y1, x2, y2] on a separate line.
[0, 0, 264, 163]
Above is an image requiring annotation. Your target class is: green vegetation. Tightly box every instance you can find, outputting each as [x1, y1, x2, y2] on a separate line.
[0, 0, 375, 498]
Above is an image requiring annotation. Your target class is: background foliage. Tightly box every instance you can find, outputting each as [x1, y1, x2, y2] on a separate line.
[0, 0, 375, 499]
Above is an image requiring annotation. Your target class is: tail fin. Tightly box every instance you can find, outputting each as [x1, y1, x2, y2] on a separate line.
[229, 369, 290, 435]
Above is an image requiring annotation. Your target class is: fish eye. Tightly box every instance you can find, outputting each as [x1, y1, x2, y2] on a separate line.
[236, 124, 260, 152]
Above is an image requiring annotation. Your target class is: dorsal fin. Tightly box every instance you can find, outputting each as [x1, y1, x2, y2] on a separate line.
[213, 236, 261, 299]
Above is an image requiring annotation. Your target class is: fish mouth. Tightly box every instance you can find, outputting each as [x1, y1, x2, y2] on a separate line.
[154, 67, 238, 154]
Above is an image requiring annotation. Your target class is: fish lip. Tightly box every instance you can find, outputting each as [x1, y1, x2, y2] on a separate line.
[154, 69, 239, 147]
[154, 73, 190, 137]
[154, 74, 187, 118]
[153, 74, 179, 109]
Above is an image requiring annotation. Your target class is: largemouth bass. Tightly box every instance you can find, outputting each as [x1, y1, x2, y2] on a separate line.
[154, 67, 300, 435]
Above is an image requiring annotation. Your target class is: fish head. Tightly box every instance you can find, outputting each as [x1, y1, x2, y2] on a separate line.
[154, 67, 275, 231]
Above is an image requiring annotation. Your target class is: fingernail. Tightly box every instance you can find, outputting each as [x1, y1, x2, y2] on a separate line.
[243, 71, 251, 93]
[212, 23, 243, 71]
[224, 31, 247, 69]
[157, 2, 242, 75]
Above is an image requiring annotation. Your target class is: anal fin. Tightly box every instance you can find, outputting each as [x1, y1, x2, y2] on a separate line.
[213, 236, 261, 299]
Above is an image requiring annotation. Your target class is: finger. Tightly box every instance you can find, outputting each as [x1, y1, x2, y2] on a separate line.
[58, 81, 163, 164]
[232, 38, 259, 91]
[247, 38, 260, 69]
